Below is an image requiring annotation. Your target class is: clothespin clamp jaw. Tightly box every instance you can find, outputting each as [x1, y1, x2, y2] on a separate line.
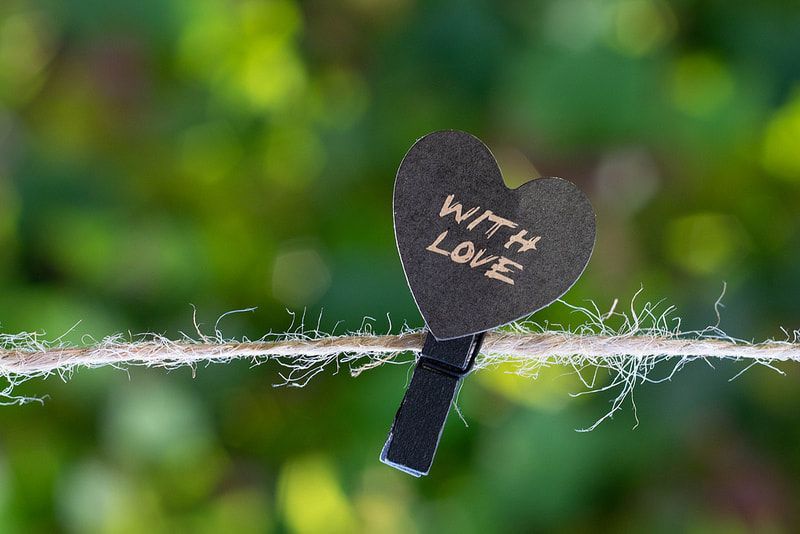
[380, 331, 484, 477]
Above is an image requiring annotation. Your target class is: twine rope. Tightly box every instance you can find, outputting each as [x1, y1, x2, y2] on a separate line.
[2, 331, 798, 376]
[1, 293, 796, 426]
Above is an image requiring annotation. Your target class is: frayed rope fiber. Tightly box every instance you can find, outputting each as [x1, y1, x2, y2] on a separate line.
[1, 292, 798, 427]
[3, 331, 800, 376]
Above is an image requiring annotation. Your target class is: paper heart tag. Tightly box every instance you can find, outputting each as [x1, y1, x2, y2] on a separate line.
[394, 130, 596, 340]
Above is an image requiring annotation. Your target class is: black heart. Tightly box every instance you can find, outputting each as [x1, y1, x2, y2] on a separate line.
[394, 130, 596, 340]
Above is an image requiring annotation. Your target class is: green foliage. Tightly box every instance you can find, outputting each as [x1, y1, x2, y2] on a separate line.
[0, 0, 799, 530]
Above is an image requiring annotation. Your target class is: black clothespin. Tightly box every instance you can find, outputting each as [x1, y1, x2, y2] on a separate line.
[381, 332, 484, 476]
[383, 130, 595, 476]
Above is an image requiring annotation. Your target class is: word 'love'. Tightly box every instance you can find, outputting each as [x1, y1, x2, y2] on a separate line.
[425, 194, 542, 285]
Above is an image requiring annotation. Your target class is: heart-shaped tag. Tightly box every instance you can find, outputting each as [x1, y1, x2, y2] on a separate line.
[394, 130, 596, 340]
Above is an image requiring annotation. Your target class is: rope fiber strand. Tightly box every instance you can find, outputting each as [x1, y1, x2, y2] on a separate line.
[0, 292, 797, 427]
[3, 331, 800, 376]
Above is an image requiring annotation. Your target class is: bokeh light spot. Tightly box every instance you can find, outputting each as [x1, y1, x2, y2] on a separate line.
[609, 0, 676, 57]
[240, 41, 306, 111]
[103, 378, 214, 467]
[278, 455, 355, 534]
[176, 0, 306, 113]
[57, 460, 158, 532]
[271, 244, 331, 308]
[666, 213, 746, 275]
[354, 468, 416, 533]
[670, 53, 735, 117]
[761, 89, 800, 182]
[543, 0, 609, 51]
[594, 147, 660, 216]
[478, 362, 577, 410]
[0, 10, 55, 104]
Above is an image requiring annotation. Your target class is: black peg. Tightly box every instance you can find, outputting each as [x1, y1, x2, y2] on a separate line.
[380, 332, 484, 477]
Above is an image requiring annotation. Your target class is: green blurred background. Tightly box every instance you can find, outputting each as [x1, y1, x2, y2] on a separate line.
[1, 0, 799, 531]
